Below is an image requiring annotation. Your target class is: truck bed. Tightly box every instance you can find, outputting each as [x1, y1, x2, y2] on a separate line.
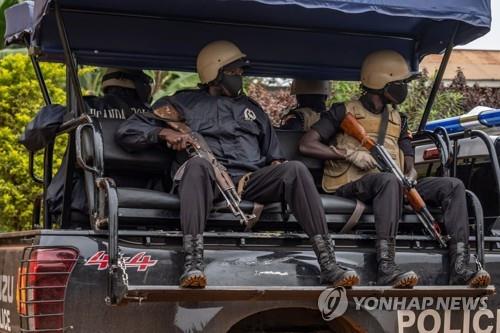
[0, 229, 499, 333]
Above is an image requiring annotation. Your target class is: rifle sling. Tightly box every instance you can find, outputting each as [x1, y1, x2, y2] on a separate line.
[340, 199, 366, 233]
[244, 203, 264, 232]
[377, 107, 389, 145]
[237, 172, 253, 196]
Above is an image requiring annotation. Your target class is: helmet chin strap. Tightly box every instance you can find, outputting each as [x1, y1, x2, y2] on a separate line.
[361, 87, 390, 113]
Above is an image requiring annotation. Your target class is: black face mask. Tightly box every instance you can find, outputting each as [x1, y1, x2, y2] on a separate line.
[384, 82, 408, 105]
[296, 94, 327, 113]
[133, 78, 152, 104]
[102, 71, 152, 104]
[220, 73, 243, 97]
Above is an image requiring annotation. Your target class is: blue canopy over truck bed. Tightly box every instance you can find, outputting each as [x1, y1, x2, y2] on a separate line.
[5, 0, 491, 79]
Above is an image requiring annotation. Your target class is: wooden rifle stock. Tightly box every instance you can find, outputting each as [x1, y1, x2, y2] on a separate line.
[405, 188, 426, 212]
[340, 113, 376, 150]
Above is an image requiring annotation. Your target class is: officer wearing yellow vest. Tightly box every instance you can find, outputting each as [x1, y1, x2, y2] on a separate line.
[299, 50, 491, 288]
[281, 79, 331, 131]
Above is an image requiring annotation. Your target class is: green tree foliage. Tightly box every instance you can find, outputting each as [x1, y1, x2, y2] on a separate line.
[399, 69, 464, 130]
[448, 69, 500, 112]
[0, 53, 66, 231]
[150, 71, 200, 101]
[329, 81, 362, 104]
[0, 54, 204, 231]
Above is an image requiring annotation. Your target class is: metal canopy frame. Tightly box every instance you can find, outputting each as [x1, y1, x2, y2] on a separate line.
[417, 23, 460, 133]
[53, 0, 88, 226]
[26, 35, 54, 229]
[24, 1, 91, 229]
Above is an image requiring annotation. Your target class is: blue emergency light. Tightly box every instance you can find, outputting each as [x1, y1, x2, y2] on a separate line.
[425, 109, 500, 134]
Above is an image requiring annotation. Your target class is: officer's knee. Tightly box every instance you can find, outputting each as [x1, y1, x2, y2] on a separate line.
[283, 160, 309, 176]
[443, 177, 465, 196]
[184, 157, 212, 174]
[373, 172, 401, 192]
[379, 172, 399, 185]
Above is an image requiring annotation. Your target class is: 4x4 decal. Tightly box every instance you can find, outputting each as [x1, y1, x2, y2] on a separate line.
[85, 251, 158, 271]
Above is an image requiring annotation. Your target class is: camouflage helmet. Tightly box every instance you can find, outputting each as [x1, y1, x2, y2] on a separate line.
[291, 79, 331, 96]
[196, 40, 247, 84]
[360, 50, 418, 90]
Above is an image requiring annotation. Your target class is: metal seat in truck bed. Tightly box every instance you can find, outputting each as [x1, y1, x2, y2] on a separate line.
[80, 118, 430, 230]
[118, 187, 359, 214]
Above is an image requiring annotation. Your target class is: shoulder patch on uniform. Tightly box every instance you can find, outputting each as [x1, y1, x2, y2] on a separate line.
[244, 108, 257, 121]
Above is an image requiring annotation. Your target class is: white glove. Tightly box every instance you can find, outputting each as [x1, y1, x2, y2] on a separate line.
[345, 148, 378, 171]
[405, 167, 418, 184]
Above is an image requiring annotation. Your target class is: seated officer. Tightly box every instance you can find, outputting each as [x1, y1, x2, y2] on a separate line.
[116, 40, 360, 289]
[21, 68, 153, 224]
[280, 79, 330, 131]
[85, 68, 152, 119]
[299, 50, 491, 288]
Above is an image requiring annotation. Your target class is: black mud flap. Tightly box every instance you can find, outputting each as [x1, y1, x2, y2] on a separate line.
[121, 285, 496, 304]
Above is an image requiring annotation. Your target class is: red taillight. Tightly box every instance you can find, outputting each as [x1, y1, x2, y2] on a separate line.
[423, 147, 441, 160]
[17, 247, 78, 333]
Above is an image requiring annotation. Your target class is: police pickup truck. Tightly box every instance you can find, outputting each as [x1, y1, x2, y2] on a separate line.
[1, 1, 498, 332]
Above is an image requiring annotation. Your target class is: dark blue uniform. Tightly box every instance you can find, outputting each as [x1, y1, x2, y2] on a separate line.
[116, 88, 329, 236]
[166, 89, 284, 180]
[22, 88, 152, 224]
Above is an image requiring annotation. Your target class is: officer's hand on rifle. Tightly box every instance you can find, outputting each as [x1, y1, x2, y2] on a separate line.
[344, 147, 378, 171]
[158, 128, 194, 151]
[405, 167, 418, 184]
[403, 156, 418, 184]
[271, 160, 286, 166]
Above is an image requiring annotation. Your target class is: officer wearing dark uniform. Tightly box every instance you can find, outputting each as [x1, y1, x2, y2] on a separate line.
[22, 68, 153, 223]
[299, 50, 491, 288]
[116, 40, 360, 289]
[281, 79, 330, 131]
[85, 68, 152, 120]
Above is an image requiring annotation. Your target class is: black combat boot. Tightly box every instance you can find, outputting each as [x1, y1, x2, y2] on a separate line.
[311, 234, 360, 287]
[376, 239, 419, 288]
[449, 241, 490, 287]
[179, 234, 207, 288]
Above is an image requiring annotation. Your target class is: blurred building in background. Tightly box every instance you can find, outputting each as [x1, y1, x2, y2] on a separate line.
[422, 50, 500, 87]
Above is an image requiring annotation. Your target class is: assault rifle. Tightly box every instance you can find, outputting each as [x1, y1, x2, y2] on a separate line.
[152, 104, 255, 226]
[341, 113, 449, 247]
